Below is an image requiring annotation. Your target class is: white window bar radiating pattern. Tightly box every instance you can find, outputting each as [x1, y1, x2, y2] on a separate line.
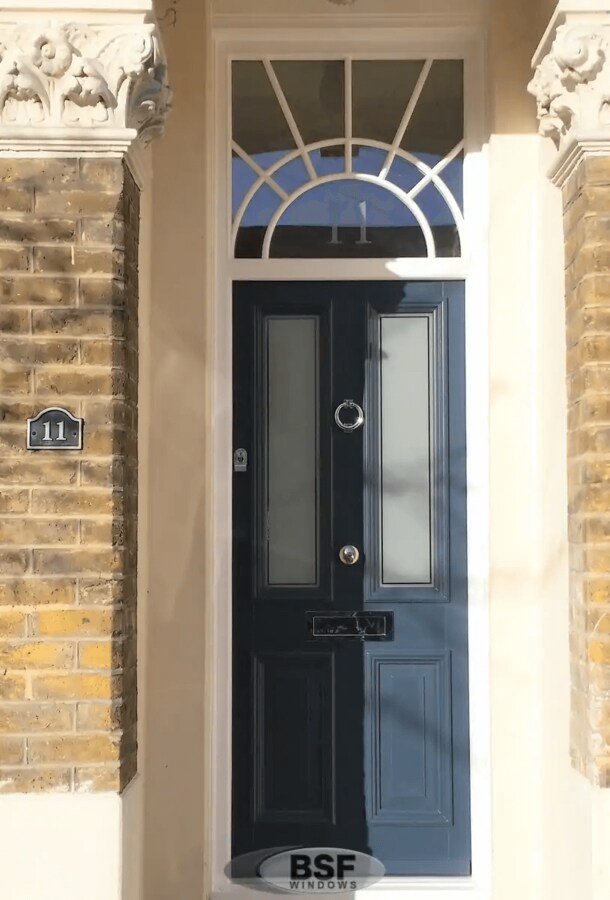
[231, 57, 465, 260]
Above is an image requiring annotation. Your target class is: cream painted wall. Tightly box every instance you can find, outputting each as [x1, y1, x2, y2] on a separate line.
[488, 0, 540, 134]
[486, 129, 577, 900]
[140, 0, 211, 896]
[211, 0, 482, 19]
[0, 1, 598, 900]
[135, 0, 604, 899]
[538, 0, 559, 31]
[0, 795, 122, 900]
[485, 4, 610, 900]
[485, 4, 593, 900]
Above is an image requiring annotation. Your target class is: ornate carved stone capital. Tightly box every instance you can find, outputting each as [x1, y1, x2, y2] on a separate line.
[0, 5, 169, 156]
[528, 25, 606, 143]
[530, 3, 610, 185]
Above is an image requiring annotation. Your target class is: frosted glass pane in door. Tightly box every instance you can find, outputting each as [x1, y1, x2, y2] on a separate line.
[380, 316, 432, 584]
[265, 316, 319, 585]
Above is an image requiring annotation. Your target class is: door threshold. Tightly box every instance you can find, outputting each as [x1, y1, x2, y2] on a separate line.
[212, 876, 489, 900]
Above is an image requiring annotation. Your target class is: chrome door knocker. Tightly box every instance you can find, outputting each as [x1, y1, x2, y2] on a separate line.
[334, 399, 365, 433]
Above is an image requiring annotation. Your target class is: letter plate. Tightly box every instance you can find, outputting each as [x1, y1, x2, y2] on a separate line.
[306, 611, 393, 641]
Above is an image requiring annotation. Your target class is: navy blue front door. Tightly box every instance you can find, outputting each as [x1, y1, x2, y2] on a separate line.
[232, 281, 470, 876]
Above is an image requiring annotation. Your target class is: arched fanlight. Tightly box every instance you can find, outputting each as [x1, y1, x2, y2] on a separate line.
[231, 58, 464, 260]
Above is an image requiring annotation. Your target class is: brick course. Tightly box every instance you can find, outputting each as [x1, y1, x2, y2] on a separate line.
[564, 155, 610, 786]
[0, 159, 139, 792]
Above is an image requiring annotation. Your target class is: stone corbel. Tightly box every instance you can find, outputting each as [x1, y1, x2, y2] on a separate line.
[529, 1, 610, 186]
[0, 2, 170, 157]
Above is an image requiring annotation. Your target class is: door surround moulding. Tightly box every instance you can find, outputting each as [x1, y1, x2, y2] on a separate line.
[207, 22, 492, 900]
[211, 14, 484, 35]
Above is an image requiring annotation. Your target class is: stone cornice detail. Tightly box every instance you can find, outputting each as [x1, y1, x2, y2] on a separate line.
[0, 14, 169, 155]
[530, 4, 610, 186]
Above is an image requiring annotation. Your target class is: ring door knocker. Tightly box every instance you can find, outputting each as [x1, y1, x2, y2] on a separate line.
[334, 399, 365, 433]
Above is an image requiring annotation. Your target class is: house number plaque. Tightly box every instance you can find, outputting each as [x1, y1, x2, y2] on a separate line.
[27, 407, 83, 451]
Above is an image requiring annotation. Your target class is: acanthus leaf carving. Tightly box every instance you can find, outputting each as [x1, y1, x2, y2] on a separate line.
[529, 23, 610, 147]
[553, 25, 605, 85]
[0, 20, 170, 146]
[0, 42, 48, 126]
[61, 56, 115, 126]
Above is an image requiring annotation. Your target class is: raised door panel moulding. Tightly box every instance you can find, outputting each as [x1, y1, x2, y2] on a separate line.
[0, 3, 169, 154]
[530, 3, 610, 185]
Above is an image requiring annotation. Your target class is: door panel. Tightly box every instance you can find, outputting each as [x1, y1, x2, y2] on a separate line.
[232, 281, 470, 876]
[365, 651, 452, 826]
[253, 652, 334, 823]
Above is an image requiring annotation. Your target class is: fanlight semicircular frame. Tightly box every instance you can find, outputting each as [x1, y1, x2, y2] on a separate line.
[261, 172, 435, 259]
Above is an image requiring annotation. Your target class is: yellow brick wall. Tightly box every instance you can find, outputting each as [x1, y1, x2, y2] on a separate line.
[564, 156, 610, 786]
[0, 159, 138, 792]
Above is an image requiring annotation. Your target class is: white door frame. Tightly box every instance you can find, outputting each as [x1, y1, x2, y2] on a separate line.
[207, 20, 492, 900]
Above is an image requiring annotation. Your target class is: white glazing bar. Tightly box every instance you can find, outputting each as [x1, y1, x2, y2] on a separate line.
[232, 141, 289, 200]
[408, 139, 464, 201]
[231, 138, 464, 245]
[380, 59, 433, 180]
[345, 57, 353, 175]
[262, 58, 317, 180]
